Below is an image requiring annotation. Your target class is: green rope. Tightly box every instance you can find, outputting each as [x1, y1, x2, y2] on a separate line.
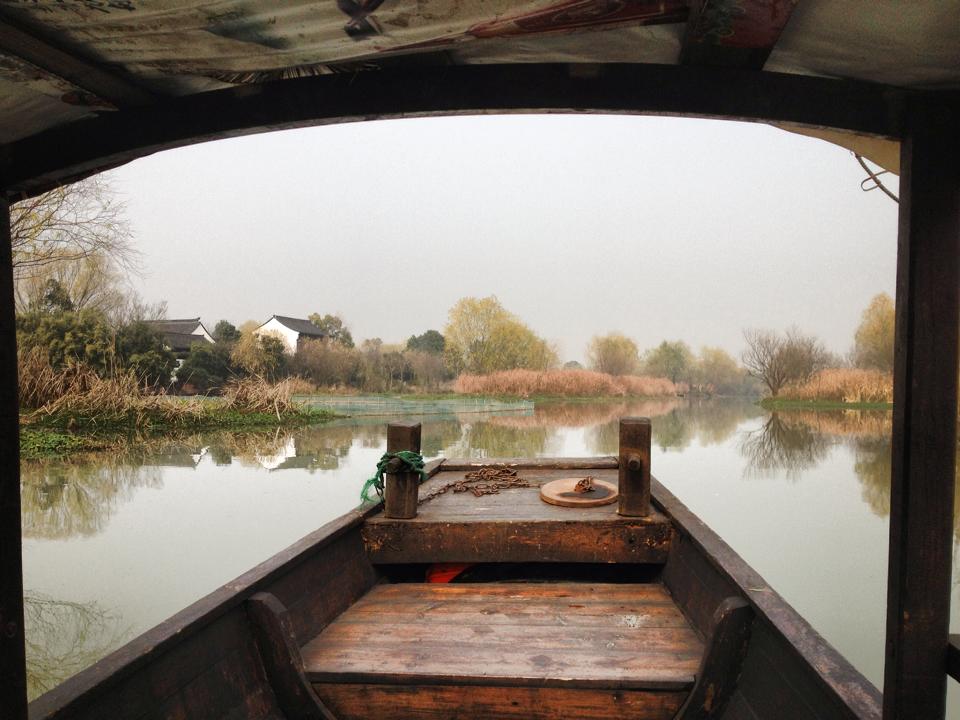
[361, 450, 429, 503]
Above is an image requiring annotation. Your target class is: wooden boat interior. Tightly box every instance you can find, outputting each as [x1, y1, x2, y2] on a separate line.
[28, 420, 881, 720]
[1, 5, 957, 717]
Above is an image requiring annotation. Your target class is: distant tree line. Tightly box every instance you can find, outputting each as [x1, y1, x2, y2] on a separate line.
[12, 179, 904, 400]
[585, 333, 756, 396]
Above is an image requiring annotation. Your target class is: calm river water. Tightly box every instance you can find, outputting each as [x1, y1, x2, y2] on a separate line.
[20, 399, 960, 711]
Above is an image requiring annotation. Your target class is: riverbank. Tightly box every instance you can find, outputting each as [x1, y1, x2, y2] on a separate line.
[19, 407, 335, 460]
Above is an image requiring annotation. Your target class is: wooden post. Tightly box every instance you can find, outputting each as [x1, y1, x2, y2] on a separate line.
[618, 417, 651, 517]
[384, 421, 421, 519]
[0, 195, 27, 719]
[883, 94, 959, 720]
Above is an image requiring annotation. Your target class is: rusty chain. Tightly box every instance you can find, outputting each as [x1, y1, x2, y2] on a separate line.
[419, 467, 532, 504]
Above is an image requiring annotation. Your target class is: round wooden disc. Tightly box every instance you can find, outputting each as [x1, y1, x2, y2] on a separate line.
[539, 477, 619, 508]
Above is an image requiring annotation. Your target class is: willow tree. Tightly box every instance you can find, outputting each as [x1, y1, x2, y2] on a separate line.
[586, 333, 639, 376]
[642, 340, 694, 384]
[852, 293, 895, 372]
[443, 296, 556, 375]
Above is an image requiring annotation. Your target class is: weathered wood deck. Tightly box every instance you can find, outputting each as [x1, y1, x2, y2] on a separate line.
[303, 582, 701, 719]
[306, 456, 690, 719]
[363, 461, 672, 565]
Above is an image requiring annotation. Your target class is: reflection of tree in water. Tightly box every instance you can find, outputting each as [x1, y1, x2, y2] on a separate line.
[440, 419, 550, 458]
[584, 399, 762, 455]
[853, 436, 892, 516]
[288, 425, 359, 471]
[852, 435, 960, 537]
[652, 410, 693, 451]
[20, 461, 162, 540]
[690, 399, 764, 445]
[24, 591, 128, 701]
[528, 399, 683, 429]
[740, 413, 831, 481]
[420, 419, 464, 457]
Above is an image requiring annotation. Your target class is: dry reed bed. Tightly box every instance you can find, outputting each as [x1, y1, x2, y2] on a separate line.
[779, 369, 893, 404]
[18, 349, 303, 427]
[454, 369, 677, 398]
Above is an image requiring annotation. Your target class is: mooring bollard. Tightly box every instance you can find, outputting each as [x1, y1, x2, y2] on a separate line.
[384, 421, 422, 519]
[618, 417, 651, 517]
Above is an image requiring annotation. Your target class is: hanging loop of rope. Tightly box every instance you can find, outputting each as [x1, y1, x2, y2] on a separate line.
[854, 153, 899, 203]
[360, 451, 429, 503]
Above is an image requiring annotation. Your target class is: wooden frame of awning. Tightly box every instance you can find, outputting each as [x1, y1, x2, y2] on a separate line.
[0, 63, 957, 720]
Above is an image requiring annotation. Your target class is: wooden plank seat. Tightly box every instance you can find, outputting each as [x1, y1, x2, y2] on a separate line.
[301, 582, 703, 719]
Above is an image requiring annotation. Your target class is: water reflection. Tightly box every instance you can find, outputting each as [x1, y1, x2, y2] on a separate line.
[584, 398, 763, 454]
[855, 436, 892, 517]
[740, 413, 832, 480]
[20, 399, 960, 707]
[21, 462, 163, 540]
[733, 408, 960, 531]
[22, 402, 956, 542]
[24, 591, 128, 699]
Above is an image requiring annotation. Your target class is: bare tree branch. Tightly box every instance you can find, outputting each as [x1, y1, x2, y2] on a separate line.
[10, 176, 140, 279]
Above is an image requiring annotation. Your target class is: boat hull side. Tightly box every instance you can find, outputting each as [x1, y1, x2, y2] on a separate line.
[28, 510, 379, 720]
[654, 479, 882, 720]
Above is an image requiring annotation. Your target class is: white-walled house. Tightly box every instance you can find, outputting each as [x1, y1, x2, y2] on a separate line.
[146, 318, 214, 356]
[254, 315, 326, 354]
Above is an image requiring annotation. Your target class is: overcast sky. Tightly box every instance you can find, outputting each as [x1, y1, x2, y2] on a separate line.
[106, 114, 899, 364]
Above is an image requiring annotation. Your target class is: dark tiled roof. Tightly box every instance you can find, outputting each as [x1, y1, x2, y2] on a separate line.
[147, 318, 203, 335]
[162, 332, 211, 352]
[269, 316, 326, 337]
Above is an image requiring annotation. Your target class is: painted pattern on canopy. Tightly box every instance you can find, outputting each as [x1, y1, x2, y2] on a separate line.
[0, 0, 956, 146]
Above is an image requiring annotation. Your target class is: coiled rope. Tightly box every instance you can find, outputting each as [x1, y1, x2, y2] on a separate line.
[360, 451, 429, 503]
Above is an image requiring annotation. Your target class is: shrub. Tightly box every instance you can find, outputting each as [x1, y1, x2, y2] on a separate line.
[114, 320, 176, 387]
[292, 339, 359, 387]
[178, 342, 234, 393]
[16, 309, 114, 374]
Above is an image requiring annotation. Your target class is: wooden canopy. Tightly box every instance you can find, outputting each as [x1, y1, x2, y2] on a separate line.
[0, 0, 957, 194]
[0, 2, 958, 719]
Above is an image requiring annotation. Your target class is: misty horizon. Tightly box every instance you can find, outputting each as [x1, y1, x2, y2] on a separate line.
[105, 113, 899, 365]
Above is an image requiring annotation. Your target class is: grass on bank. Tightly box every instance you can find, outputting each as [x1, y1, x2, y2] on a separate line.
[18, 351, 334, 458]
[20, 429, 106, 460]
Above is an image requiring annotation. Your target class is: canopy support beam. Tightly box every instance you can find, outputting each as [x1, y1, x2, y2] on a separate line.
[0, 63, 909, 199]
[0, 194, 26, 719]
[884, 93, 959, 720]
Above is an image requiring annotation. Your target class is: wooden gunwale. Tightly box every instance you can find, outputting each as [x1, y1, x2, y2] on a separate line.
[27, 512, 359, 718]
[651, 478, 883, 719]
[27, 458, 446, 719]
